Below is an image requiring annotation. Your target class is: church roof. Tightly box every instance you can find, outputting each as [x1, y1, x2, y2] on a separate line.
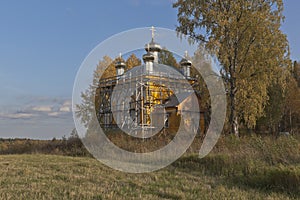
[123, 63, 184, 79]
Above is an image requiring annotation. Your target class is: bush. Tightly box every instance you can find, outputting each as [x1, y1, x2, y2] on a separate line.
[0, 138, 91, 157]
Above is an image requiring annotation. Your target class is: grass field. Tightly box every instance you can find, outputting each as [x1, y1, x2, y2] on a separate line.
[0, 135, 299, 199]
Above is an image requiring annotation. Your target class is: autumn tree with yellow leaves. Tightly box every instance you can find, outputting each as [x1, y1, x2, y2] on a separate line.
[173, 0, 291, 136]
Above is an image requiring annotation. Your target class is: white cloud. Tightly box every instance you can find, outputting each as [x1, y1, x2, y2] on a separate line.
[62, 100, 72, 106]
[0, 112, 37, 119]
[0, 97, 72, 121]
[59, 106, 71, 112]
[48, 112, 60, 117]
[59, 100, 72, 112]
[32, 106, 52, 112]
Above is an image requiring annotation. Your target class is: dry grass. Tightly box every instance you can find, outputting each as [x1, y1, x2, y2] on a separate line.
[0, 153, 299, 199]
[0, 134, 299, 199]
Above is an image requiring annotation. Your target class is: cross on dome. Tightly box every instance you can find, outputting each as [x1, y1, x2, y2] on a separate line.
[150, 26, 156, 42]
[184, 50, 188, 58]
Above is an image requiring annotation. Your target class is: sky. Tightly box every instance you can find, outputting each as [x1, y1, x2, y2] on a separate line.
[0, 0, 299, 139]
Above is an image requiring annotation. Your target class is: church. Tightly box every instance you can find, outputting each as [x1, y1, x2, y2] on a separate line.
[96, 27, 206, 136]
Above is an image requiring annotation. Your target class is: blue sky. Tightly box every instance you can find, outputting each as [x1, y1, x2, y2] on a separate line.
[0, 0, 299, 139]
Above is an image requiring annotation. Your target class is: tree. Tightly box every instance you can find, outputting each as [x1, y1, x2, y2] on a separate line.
[158, 48, 180, 69]
[190, 47, 212, 115]
[256, 65, 300, 134]
[293, 61, 300, 87]
[69, 128, 79, 139]
[126, 53, 141, 70]
[99, 56, 115, 79]
[76, 56, 114, 128]
[173, 0, 291, 136]
[282, 76, 300, 133]
[76, 54, 143, 134]
[256, 83, 285, 134]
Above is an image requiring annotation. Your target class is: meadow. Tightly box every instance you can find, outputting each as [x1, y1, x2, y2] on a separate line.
[0, 134, 299, 199]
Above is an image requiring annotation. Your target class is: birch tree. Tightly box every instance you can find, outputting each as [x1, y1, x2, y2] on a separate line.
[173, 0, 291, 135]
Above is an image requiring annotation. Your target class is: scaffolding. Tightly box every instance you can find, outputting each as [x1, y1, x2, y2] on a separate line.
[96, 63, 198, 135]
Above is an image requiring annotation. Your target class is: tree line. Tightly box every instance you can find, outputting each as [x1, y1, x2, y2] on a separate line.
[0, 131, 90, 157]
